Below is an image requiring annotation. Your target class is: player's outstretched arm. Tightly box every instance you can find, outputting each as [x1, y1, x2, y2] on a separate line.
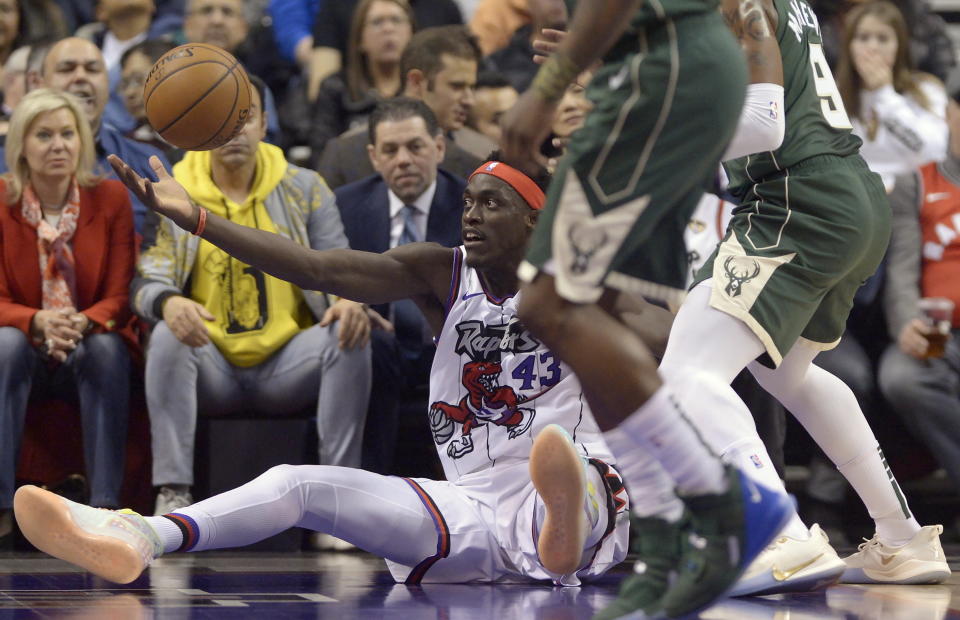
[500, 0, 641, 170]
[108, 154, 443, 304]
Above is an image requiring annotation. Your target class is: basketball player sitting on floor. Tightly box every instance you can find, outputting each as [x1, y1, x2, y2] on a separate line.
[13, 155, 636, 587]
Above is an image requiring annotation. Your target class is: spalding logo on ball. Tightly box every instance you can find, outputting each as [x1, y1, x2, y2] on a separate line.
[144, 43, 252, 151]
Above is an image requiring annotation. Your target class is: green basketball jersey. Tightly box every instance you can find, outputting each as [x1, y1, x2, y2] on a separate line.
[724, 0, 862, 197]
[565, 0, 718, 37]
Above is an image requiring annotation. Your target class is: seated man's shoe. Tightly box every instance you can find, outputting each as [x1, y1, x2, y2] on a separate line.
[14, 485, 162, 583]
[730, 523, 845, 596]
[841, 525, 951, 584]
[154, 487, 193, 516]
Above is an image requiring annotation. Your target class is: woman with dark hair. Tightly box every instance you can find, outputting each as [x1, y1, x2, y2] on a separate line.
[119, 39, 183, 163]
[308, 0, 414, 160]
[836, 0, 947, 191]
[0, 89, 136, 544]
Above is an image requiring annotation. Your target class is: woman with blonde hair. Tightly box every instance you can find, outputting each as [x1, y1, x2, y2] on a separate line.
[836, 0, 947, 191]
[0, 89, 136, 540]
[309, 0, 414, 162]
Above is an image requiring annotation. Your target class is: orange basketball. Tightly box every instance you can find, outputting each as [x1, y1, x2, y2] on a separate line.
[143, 43, 252, 151]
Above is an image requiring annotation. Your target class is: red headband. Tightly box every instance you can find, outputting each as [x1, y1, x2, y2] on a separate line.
[469, 161, 545, 210]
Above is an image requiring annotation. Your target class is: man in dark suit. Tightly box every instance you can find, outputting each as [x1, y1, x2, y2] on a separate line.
[316, 26, 495, 189]
[336, 97, 466, 475]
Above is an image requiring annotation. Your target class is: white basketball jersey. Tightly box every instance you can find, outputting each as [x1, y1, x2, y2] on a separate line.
[428, 247, 613, 483]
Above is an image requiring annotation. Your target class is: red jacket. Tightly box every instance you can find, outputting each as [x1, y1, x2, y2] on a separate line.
[0, 178, 138, 352]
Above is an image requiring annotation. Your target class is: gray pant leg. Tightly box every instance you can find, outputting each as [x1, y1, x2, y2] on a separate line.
[146, 322, 244, 486]
[246, 323, 371, 468]
[878, 333, 960, 490]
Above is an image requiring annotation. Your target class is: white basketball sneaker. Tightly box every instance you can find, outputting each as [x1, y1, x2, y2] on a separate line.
[14, 485, 162, 584]
[841, 525, 951, 584]
[729, 523, 846, 596]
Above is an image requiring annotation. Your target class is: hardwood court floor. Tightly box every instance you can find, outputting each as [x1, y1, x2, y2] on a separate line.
[0, 548, 958, 619]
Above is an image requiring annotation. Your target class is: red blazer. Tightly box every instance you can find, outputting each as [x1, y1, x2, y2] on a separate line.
[0, 178, 138, 352]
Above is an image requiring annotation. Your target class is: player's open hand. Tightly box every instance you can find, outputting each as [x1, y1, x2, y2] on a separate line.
[108, 154, 198, 231]
[499, 89, 555, 175]
[162, 295, 214, 348]
[321, 299, 371, 350]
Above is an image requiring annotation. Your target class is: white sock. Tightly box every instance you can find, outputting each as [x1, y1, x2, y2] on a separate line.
[618, 384, 727, 497]
[144, 515, 183, 555]
[749, 350, 921, 548]
[838, 446, 920, 546]
[724, 437, 809, 540]
[603, 428, 684, 522]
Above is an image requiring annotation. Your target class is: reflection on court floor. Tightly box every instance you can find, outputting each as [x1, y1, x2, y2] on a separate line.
[0, 550, 958, 618]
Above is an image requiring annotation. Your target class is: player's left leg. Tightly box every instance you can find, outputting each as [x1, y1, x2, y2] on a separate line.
[749, 344, 950, 585]
[14, 465, 445, 584]
[660, 283, 847, 596]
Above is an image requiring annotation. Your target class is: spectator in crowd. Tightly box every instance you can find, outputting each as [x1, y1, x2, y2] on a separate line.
[2, 0, 68, 67]
[77, 0, 176, 134]
[0, 45, 28, 136]
[131, 76, 372, 516]
[318, 26, 492, 187]
[20, 37, 171, 236]
[484, 0, 566, 93]
[836, 0, 947, 191]
[467, 71, 517, 143]
[23, 39, 53, 93]
[0, 89, 136, 544]
[268, 0, 319, 70]
[307, 0, 461, 103]
[335, 97, 464, 475]
[55, 0, 182, 33]
[812, 0, 955, 83]
[118, 39, 181, 161]
[469, 0, 528, 56]
[310, 0, 414, 160]
[879, 77, 960, 499]
[178, 0, 283, 144]
[541, 75, 591, 171]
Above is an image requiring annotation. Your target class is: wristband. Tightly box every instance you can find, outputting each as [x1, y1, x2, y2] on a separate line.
[192, 206, 208, 236]
[532, 52, 581, 102]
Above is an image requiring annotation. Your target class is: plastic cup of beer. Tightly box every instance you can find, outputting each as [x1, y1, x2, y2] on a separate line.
[918, 297, 954, 359]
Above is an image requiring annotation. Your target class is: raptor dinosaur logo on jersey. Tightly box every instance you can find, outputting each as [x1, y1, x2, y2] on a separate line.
[430, 318, 559, 458]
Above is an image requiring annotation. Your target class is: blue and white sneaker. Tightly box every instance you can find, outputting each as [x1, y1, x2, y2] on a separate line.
[594, 465, 793, 619]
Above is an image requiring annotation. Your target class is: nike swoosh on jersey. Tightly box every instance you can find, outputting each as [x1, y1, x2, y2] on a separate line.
[461, 292, 485, 301]
[772, 553, 824, 581]
[926, 192, 951, 202]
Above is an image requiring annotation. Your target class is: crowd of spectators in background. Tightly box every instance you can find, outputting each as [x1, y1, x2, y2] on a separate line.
[1, 0, 960, 550]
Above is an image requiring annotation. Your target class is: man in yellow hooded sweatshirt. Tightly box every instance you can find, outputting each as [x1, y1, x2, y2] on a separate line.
[132, 75, 373, 516]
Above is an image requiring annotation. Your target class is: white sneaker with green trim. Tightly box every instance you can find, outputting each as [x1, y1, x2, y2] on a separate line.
[14, 485, 161, 584]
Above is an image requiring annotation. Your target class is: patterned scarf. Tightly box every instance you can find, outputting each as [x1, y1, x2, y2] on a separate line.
[20, 179, 80, 310]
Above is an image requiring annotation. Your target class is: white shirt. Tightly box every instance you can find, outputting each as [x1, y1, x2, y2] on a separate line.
[388, 180, 437, 248]
[853, 80, 948, 192]
[102, 30, 147, 72]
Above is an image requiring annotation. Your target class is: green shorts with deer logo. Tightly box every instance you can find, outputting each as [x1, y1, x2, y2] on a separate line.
[692, 154, 890, 367]
[519, 10, 747, 307]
